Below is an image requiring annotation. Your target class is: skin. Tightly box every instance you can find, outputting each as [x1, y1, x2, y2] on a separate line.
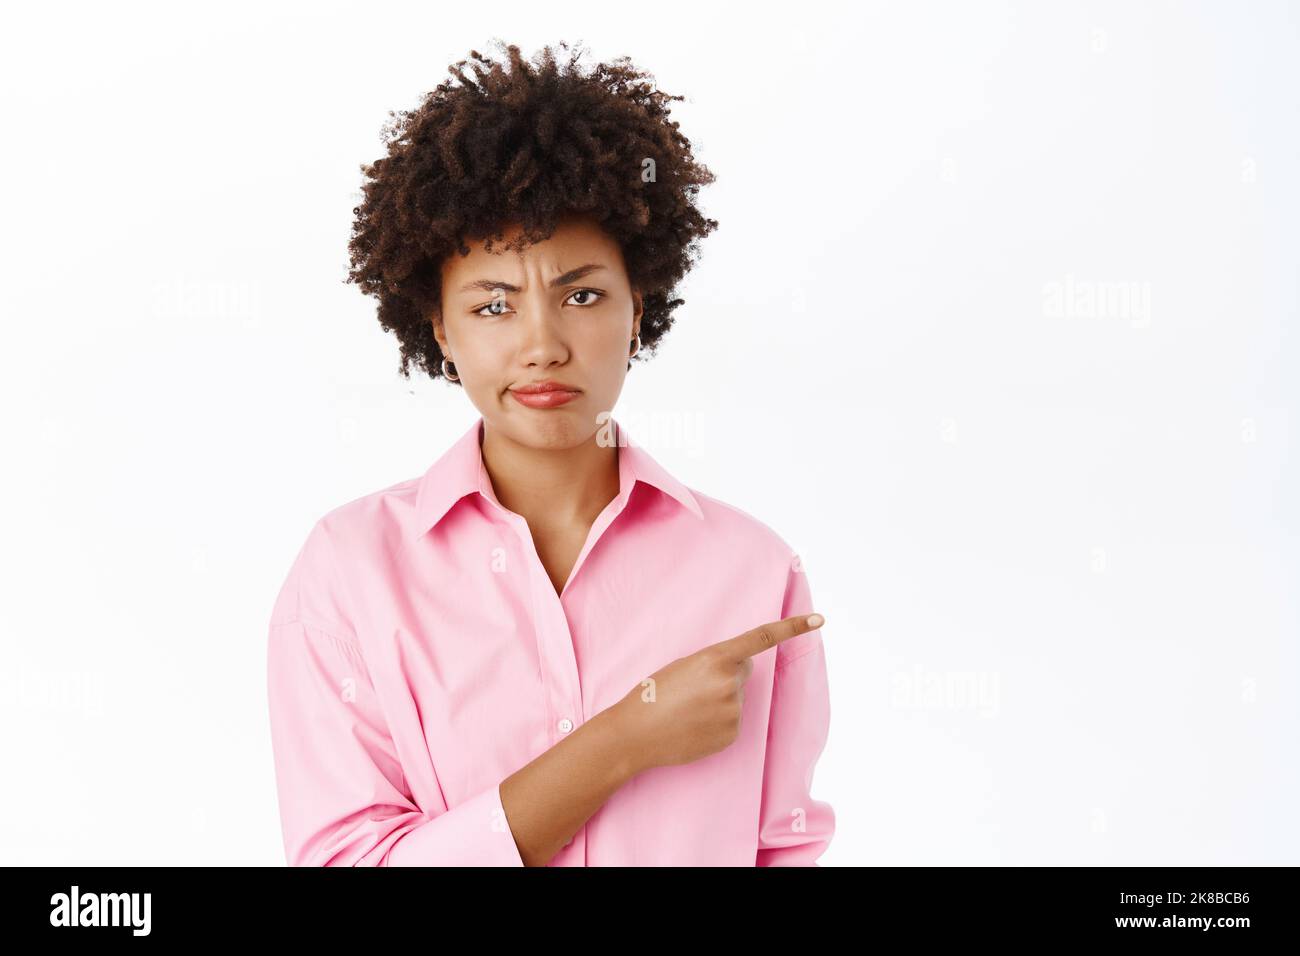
[432, 214, 824, 865]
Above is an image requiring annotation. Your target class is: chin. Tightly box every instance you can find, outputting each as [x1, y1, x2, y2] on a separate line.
[498, 406, 591, 448]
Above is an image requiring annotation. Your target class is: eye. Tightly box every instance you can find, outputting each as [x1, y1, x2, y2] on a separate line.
[473, 297, 512, 318]
[566, 288, 605, 307]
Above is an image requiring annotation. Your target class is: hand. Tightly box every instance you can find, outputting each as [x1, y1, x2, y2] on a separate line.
[613, 612, 825, 773]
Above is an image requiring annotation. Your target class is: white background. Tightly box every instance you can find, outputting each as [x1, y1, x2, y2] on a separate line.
[1, 0, 1295, 865]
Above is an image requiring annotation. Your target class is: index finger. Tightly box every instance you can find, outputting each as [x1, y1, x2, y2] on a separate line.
[712, 613, 824, 661]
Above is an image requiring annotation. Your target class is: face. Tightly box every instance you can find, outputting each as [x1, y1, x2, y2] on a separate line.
[433, 214, 642, 449]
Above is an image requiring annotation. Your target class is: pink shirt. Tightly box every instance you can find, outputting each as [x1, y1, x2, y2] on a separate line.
[266, 415, 834, 866]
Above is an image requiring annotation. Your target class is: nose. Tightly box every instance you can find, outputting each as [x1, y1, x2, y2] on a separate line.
[515, 294, 570, 369]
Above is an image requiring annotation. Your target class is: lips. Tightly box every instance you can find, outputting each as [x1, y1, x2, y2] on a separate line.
[509, 381, 582, 409]
[511, 380, 581, 394]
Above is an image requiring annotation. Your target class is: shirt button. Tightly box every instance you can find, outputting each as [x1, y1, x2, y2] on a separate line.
[557, 717, 574, 734]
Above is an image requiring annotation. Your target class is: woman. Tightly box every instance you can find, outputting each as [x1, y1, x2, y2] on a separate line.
[266, 41, 834, 866]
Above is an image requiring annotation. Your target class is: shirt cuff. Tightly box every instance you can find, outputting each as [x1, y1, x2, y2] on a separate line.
[385, 781, 525, 867]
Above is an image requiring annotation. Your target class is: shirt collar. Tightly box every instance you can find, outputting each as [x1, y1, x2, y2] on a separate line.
[410, 415, 703, 541]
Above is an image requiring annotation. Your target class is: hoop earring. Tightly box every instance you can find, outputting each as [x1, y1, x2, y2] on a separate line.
[442, 357, 459, 382]
[629, 333, 641, 359]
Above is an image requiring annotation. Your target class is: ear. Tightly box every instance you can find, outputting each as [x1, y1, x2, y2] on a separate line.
[431, 308, 448, 354]
[631, 288, 643, 337]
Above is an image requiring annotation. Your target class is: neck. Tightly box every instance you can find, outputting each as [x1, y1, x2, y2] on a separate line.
[479, 420, 620, 527]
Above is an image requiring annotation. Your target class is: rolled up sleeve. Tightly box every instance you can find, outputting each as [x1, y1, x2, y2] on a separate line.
[755, 558, 836, 866]
[267, 618, 524, 866]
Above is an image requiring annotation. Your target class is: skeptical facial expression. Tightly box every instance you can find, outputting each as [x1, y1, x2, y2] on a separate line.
[433, 215, 643, 448]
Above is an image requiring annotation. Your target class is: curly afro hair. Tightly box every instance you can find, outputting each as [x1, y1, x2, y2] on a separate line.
[344, 40, 719, 384]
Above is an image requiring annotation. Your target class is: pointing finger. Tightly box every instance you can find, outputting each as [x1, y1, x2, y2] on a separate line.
[714, 613, 824, 661]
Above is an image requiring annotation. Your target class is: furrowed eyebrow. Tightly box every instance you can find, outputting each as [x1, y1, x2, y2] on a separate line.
[456, 263, 606, 295]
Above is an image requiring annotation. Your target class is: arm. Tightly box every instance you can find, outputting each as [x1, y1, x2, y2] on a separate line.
[498, 705, 643, 866]
[267, 617, 646, 866]
[755, 558, 836, 865]
[267, 619, 524, 865]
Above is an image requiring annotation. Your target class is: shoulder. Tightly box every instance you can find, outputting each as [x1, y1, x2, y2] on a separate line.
[313, 473, 423, 556]
[267, 473, 422, 639]
[687, 485, 802, 573]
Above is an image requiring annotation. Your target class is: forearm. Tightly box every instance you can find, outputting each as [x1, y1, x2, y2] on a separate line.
[498, 700, 646, 866]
